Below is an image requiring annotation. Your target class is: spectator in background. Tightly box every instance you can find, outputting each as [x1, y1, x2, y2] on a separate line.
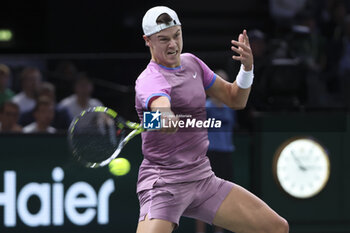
[321, 0, 349, 94]
[338, 14, 350, 76]
[291, 10, 327, 71]
[269, 0, 308, 33]
[247, 29, 270, 109]
[269, 0, 307, 20]
[196, 70, 236, 233]
[23, 96, 56, 133]
[19, 82, 71, 130]
[0, 101, 22, 133]
[319, 0, 348, 42]
[50, 61, 79, 100]
[58, 72, 103, 119]
[289, 11, 332, 107]
[0, 64, 15, 106]
[338, 14, 350, 108]
[12, 67, 42, 113]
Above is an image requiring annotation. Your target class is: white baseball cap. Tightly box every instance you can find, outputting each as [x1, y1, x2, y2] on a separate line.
[142, 6, 181, 36]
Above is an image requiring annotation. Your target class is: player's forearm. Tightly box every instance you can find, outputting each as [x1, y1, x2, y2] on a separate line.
[150, 96, 179, 133]
[228, 81, 251, 110]
[150, 96, 171, 112]
[227, 65, 253, 109]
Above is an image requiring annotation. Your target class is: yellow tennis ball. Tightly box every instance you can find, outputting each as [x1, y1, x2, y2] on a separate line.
[109, 158, 131, 176]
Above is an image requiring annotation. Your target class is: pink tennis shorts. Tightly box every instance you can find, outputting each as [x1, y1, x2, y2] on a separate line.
[138, 174, 234, 226]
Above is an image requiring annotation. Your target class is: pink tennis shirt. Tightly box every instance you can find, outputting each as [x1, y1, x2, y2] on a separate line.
[135, 53, 217, 192]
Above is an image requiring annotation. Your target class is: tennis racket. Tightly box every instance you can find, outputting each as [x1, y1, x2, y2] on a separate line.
[68, 106, 144, 168]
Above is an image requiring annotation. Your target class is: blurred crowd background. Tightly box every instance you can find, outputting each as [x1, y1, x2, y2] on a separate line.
[0, 0, 350, 133]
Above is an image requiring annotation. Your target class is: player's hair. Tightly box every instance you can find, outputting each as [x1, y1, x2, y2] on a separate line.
[156, 13, 174, 25]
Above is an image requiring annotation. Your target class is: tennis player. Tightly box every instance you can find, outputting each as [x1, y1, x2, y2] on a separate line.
[135, 6, 289, 233]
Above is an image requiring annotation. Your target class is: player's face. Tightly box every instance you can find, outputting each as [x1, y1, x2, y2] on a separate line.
[146, 26, 183, 68]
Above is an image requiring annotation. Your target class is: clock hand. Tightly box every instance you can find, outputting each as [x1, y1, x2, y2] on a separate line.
[291, 150, 307, 171]
[304, 165, 323, 170]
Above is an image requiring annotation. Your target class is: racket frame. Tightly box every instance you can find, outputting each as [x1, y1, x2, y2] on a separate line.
[68, 106, 144, 168]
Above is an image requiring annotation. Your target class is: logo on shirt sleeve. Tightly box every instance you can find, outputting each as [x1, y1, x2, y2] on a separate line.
[143, 110, 161, 129]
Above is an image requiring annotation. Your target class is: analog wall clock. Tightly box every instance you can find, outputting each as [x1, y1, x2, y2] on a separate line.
[273, 137, 330, 199]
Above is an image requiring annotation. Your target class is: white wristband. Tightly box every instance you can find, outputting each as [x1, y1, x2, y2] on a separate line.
[236, 65, 254, 89]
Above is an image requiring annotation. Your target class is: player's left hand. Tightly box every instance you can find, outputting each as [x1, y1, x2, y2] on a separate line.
[231, 29, 253, 71]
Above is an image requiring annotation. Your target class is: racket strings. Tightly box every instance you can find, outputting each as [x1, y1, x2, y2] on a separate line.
[70, 112, 127, 163]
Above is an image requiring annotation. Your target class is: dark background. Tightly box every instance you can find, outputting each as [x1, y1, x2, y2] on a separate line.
[0, 0, 269, 53]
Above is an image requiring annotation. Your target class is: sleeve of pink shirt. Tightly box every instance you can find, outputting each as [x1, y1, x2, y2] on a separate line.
[186, 53, 217, 90]
[135, 69, 171, 110]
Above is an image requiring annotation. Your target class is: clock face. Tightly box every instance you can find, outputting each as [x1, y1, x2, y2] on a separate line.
[273, 138, 330, 199]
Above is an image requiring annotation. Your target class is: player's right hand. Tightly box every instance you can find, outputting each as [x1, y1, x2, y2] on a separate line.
[160, 110, 179, 134]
